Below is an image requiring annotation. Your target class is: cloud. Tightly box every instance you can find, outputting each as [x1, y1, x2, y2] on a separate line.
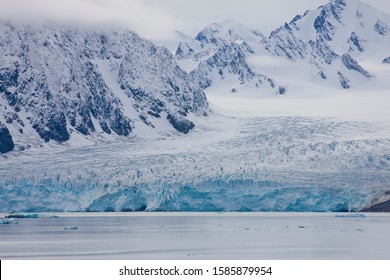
[0, 0, 180, 39]
[2, 0, 389, 40]
[144, 0, 329, 36]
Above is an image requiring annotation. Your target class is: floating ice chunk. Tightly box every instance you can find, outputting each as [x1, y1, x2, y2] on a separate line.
[0, 218, 18, 224]
[335, 213, 366, 218]
[64, 226, 78, 230]
[6, 213, 39, 218]
[36, 214, 59, 218]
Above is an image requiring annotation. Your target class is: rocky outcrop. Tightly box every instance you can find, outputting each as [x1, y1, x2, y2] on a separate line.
[0, 122, 14, 153]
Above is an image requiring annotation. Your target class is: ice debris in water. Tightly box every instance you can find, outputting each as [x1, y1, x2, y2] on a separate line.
[64, 226, 78, 230]
[335, 213, 366, 218]
[0, 218, 18, 224]
[6, 213, 39, 218]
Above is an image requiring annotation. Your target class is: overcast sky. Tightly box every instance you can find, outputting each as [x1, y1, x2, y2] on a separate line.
[0, 0, 389, 39]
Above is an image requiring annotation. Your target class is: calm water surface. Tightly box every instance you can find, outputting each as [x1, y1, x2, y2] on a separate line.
[1, 212, 389, 259]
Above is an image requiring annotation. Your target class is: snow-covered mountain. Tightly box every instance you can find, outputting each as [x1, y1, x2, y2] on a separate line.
[270, 0, 390, 62]
[0, 23, 209, 153]
[175, 0, 390, 92]
[176, 20, 268, 61]
[175, 20, 284, 93]
[189, 42, 286, 94]
[268, 0, 389, 88]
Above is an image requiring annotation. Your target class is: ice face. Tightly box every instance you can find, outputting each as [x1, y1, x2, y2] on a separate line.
[0, 177, 383, 213]
[1, 116, 389, 212]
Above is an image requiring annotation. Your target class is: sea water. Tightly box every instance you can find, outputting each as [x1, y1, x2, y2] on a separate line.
[0, 212, 389, 260]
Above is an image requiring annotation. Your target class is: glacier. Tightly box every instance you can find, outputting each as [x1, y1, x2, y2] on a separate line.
[1, 115, 389, 212]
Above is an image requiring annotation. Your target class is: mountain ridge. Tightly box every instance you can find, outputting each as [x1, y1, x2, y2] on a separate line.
[175, 0, 390, 93]
[0, 23, 209, 153]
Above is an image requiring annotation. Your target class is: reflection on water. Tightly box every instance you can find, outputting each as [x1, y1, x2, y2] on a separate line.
[0, 212, 389, 260]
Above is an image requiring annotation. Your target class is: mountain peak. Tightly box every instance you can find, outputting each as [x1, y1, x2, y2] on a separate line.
[175, 19, 268, 62]
[331, 0, 348, 7]
[195, 19, 265, 46]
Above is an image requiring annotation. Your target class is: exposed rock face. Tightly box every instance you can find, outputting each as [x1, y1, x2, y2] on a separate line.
[0, 121, 14, 153]
[363, 199, 390, 212]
